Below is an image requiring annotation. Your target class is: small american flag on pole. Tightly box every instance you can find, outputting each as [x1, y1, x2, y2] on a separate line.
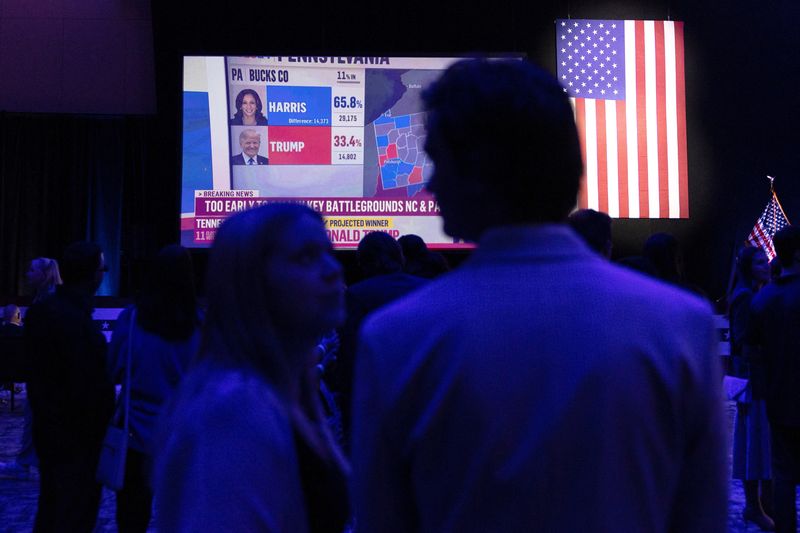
[556, 19, 688, 218]
[747, 186, 790, 261]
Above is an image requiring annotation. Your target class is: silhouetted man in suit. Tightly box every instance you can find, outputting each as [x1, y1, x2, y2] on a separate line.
[748, 226, 800, 533]
[351, 59, 726, 533]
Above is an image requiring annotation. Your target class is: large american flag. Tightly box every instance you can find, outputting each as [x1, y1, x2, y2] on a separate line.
[746, 191, 790, 261]
[556, 19, 688, 218]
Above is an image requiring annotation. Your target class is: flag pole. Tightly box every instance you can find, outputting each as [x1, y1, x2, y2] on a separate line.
[768, 175, 777, 232]
[729, 176, 776, 300]
[775, 195, 791, 224]
[770, 177, 792, 225]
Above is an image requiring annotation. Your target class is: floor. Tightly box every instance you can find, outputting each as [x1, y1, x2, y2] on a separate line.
[0, 389, 794, 532]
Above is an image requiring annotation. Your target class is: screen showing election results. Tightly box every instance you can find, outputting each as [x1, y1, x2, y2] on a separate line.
[180, 55, 495, 249]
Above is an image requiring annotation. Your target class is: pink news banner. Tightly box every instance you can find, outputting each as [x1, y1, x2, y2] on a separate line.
[186, 190, 468, 249]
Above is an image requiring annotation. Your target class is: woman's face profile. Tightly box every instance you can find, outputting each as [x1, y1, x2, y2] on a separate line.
[266, 214, 344, 339]
[241, 93, 257, 118]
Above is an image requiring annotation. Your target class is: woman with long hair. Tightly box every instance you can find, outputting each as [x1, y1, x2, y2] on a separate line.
[230, 88, 268, 126]
[26, 257, 62, 303]
[730, 246, 774, 531]
[107, 245, 202, 532]
[154, 203, 349, 532]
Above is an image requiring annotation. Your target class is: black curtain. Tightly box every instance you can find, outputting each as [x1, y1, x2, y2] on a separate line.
[0, 113, 166, 297]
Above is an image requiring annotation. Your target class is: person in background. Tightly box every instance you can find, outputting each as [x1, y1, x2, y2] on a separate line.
[730, 246, 774, 531]
[107, 245, 202, 532]
[747, 226, 800, 533]
[25, 243, 114, 532]
[568, 208, 613, 258]
[398, 234, 450, 278]
[0, 305, 23, 425]
[154, 204, 349, 532]
[769, 257, 782, 281]
[644, 232, 708, 297]
[26, 258, 63, 303]
[0, 257, 62, 481]
[230, 88, 268, 126]
[351, 58, 726, 532]
[333, 231, 427, 449]
[643, 232, 682, 284]
[1, 304, 22, 332]
[616, 255, 658, 277]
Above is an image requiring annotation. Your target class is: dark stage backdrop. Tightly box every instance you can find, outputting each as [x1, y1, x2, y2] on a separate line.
[1, 0, 799, 301]
[0, 113, 171, 297]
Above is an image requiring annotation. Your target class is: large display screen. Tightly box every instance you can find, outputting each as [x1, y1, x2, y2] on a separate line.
[180, 55, 488, 249]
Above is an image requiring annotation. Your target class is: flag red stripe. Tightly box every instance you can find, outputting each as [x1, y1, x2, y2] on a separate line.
[635, 20, 649, 218]
[654, 21, 670, 217]
[616, 100, 629, 217]
[747, 231, 765, 254]
[749, 229, 766, 251]
[596, 100, 609, 213]
[575, 98, 588, 209]
[754, 224, 775, 258]
[673, 21, 689, 217]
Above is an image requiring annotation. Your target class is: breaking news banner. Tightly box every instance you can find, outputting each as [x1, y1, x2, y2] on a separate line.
[188, 190, 449, 248]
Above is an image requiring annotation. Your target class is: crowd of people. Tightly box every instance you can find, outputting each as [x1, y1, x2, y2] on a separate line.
[1, 58, 799, 533]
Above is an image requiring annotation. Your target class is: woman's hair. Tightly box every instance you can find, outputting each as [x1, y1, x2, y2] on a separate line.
[198, 203, 323, 396]
[200, 203, 349, 476]
[29, 257, 62, 299]
[734, 246, 766, 290]
[232, 89, 267, 123]
[136, 245, 199, 341]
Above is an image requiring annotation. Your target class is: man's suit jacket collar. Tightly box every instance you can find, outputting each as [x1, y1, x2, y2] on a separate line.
[235, 153, 267, 165]
[469, 224, 594, 264]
